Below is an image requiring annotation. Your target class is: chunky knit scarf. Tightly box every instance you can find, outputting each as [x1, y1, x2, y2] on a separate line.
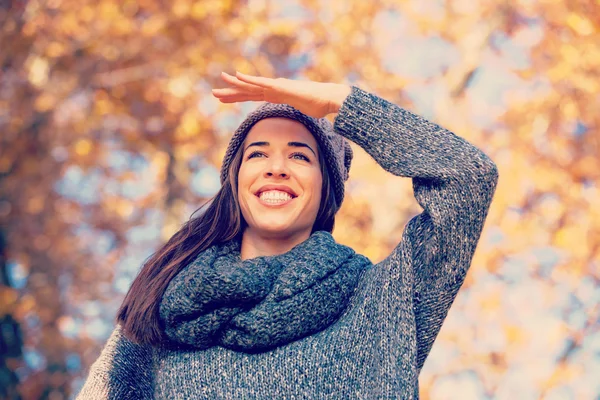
[158, 231, 372, 354]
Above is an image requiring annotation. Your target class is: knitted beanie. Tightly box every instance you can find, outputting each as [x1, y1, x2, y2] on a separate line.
[220, 102, 353, 210]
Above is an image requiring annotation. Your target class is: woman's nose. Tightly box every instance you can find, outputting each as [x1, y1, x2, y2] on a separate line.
[264, 156, 290, 178]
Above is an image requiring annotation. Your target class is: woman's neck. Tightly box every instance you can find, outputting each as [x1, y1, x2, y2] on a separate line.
[240, 229, 311, 260]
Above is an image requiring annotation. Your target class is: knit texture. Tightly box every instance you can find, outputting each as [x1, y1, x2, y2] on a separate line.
[158, 230, 371, 353]
[76, 86, 499, 399]
[219, 102, 353, 210]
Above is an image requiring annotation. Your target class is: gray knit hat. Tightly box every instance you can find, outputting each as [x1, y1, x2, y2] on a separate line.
[220, 102, 353, 210]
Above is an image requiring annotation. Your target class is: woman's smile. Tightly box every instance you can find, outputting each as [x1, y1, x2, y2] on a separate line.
[256, 190, 296, 207]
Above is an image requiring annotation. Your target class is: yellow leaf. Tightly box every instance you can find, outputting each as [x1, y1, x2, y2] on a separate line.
[35, 93, 56, 112]
[504, 324, 524, 344]
[172, 0, 190, 18]
[168, 76, 193, 98]
[75, 139, 93, 156]
[142, 16, 167, 36]
[566, 13, 595, 36]
[190, 2, 208, 20]
[114, 18, 133, 35]
[116, 200, 133, 218]
[554, 224, 589, 258]
[80, 6, 95, 23]
[99, 3, 120, 19]
[46, 42, 66, 58]
[181, 112, 199, 136]
[480, 292, 501, 313]
[27, 56, 49, 87]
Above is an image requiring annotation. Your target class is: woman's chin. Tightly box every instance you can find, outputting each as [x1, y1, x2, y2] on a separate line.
[244, 218, 308, 238]
[254, 222, 296, 236]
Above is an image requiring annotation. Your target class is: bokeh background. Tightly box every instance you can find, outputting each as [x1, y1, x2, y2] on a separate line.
[1, 0, 598, 398]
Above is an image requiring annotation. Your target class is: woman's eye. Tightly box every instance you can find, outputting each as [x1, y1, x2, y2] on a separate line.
[246, 151, 309, 162]
[247, 151, 265, 159]
[291, 152, 310, 161]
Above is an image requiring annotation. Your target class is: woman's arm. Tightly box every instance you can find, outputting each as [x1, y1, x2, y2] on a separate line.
[210, 73, 499, 369]
[75, 325, 155, 399]
[333, 86, 499, 370]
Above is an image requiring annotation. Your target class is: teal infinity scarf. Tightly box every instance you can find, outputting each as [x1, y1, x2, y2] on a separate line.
[159, 231, 372, 354]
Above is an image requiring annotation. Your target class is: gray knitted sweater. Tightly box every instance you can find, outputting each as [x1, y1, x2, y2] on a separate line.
[76, 86, 498, 399]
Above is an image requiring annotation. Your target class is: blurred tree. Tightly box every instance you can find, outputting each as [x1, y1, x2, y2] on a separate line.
[495, 1, 599, 396]
[0, 0, 253, 397]
[0, 0, 598, 398]
[1, 231, 24, 400]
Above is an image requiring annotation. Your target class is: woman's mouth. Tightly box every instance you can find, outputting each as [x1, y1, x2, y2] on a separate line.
[256, 190, 295, 207]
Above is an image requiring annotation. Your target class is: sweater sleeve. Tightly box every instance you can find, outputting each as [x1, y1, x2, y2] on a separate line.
[333, 86, 498, 370]
[75, 325, 155, 400]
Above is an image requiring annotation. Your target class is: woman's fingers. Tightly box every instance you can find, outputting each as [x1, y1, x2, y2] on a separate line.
[211, 85, 264, 102]
[234, 71, 276, 88]
[220, 72, 262, 92]
[212, 71, 344, 117]
[211, 71, 282, 104]
[215, 94, 263, 103]
[211, 87, 244, 96]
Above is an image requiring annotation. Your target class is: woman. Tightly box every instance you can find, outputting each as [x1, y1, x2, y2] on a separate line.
[76, 71, 499, 399]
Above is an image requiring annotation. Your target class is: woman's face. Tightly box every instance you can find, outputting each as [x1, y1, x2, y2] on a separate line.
[237, 117, 323, 239]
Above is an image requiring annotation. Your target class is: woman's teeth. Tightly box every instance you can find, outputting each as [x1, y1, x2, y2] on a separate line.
[259, 190, 293, 204]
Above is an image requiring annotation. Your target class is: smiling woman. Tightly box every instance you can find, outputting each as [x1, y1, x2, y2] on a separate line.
[77, 72, 499, 400]
[237, 117, 325, 259]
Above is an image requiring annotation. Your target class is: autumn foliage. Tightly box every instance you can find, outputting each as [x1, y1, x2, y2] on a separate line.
[0, 0, 598, 398]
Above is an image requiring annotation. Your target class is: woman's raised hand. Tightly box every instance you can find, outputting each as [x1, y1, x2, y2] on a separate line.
[211, 71, 351, 119]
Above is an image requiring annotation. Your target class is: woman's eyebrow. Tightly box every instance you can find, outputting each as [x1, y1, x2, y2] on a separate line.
[244, 141, 269, 152]
[288, 142, 316, 157]
[244, 141, 316, 157]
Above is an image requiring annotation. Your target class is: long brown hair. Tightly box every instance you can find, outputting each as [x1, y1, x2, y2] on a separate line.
[115, 136, 339, 346]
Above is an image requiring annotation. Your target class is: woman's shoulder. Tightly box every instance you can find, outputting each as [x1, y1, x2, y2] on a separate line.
[108, 325, 155, 357]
